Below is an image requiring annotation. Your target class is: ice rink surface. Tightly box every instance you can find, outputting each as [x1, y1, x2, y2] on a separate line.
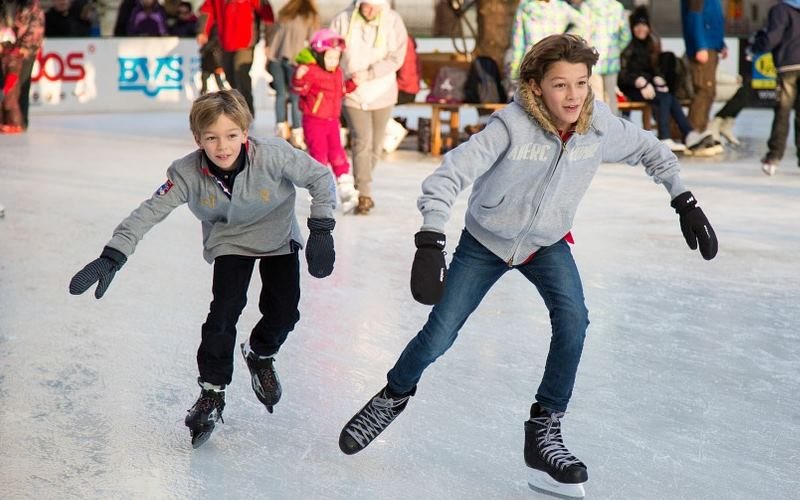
[0, 106, 798, 500]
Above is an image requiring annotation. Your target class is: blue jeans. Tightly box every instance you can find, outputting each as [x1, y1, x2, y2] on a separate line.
[267, 58, 301, 127]
[387, 230, 589, 412]
[652, 90, 693, 140]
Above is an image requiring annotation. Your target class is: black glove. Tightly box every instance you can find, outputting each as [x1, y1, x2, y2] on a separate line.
[69, 246, 128, 299]
[306, 218, 335, 278]
[410, 231, 447, 305]
[671, 191, 718, 260]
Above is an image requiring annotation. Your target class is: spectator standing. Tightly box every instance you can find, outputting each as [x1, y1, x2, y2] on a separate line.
[127, 0, 169, 37]
[581, 0, 628, 116]
[113, 0, 137, 35]
[396, 34, 420, 104]
[197, 0, 274, 116]
[618, 6, 711, 153]
[199, 27, 225, 94]
[45, 0, 91, 37]
[170, 1, 197, 37]
[680, 0, 726, 154]
[1, 0, 43, 134]
[266, 0, 318, 149]
[751, 0, 800, 176]
[330, 0, 407, 215]
[509, 0, 587, 82]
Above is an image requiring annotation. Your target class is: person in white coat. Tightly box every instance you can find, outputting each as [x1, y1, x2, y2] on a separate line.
[330, 0, 407, 215]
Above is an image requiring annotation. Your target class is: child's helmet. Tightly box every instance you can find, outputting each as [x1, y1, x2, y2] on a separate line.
[309, 28, 346, 53]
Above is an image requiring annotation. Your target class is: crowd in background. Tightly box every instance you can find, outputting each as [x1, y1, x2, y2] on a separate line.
[1, 0, 798, 179]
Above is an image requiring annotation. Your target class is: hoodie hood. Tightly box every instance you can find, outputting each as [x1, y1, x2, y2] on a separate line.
[515, 78, 596, 136]
[784, 0, 800, 10]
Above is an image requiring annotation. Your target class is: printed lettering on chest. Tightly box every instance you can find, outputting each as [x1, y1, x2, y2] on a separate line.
[507, 142, 553, 162]
[567, 143, 600, 162]
[200, 195, 216, 209]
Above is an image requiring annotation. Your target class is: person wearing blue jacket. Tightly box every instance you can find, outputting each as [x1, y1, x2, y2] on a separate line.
[338, 34, 718, 499]
[752, 0, 800, 175]
[681, 0, 726, 147]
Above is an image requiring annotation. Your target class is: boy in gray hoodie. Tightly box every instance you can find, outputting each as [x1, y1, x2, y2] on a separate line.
[69, 89, 337, 448]
[338, 35, 717, 499]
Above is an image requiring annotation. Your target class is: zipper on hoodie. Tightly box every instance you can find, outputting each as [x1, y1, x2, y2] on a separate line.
[312, 92, 324, 114]
[506, 133, 571, 266]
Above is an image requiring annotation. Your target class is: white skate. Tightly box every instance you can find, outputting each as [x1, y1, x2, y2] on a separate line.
[337, 174, 359, 214]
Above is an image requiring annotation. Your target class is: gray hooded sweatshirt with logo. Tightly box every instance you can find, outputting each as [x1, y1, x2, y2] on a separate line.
[418, 84, 687, 265]
[106, 137, 336, 263]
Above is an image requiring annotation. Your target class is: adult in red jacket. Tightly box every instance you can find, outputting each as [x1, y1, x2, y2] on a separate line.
[197, 0, 274, 115]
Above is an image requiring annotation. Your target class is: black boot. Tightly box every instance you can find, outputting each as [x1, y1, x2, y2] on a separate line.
[524, 403, 588, 498]
[241, 342, 282, 413]
[185, 378, 225, 448]
[339, 385, 415, 455]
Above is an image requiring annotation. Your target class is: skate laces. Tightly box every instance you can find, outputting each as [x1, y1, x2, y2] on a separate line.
[192, 390, 225, 422]
[250, 356, 279, 391]
[532, 412, 581, 470]
[346, 391, 409, 447]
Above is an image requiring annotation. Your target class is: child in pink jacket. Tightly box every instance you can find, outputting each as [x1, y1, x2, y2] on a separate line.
[292, 28, 358, 212]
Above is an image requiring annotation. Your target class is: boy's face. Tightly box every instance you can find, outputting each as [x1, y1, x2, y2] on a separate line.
[195, 113, 247, 170]
[530, 61, 590, 132]
[323, 49, 341, 71]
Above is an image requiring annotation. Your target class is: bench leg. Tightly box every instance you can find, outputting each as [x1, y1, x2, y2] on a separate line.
[642, 106, 652, 131]
[448, 109, 460, 150]
[431, 107, 442, 156]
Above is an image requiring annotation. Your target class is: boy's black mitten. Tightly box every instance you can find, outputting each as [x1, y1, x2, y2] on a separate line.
[671, 191, 718, 260]
[69, 246, 128, 299]
[410, 231, 447, 305]
[306, 218, 335, 278]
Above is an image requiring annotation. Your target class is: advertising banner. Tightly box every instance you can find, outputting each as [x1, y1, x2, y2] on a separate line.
[30, 38, 270, 115]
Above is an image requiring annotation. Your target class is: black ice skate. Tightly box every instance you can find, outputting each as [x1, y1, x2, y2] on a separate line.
[339, 385, 415, 455]
[184, 379, 225, 449]
[524, 403, 588, 499]
[240, 342, 281, 413]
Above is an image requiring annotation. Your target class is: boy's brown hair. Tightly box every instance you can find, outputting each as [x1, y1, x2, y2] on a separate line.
[189, 89, 253, 138]
[518, 34, 599, 85]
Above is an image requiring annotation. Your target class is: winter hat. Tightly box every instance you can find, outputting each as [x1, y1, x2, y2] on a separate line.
[629, 6, 650, 29]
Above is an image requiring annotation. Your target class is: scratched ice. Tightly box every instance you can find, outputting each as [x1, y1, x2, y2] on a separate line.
[0, 105, 797, 499]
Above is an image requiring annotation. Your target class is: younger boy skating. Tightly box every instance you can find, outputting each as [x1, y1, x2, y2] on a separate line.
[69, 89, 337, 448]
[339, 35, 718, 498]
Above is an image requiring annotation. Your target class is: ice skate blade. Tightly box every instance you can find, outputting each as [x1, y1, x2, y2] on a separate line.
[191, 429, 214, 448]
[527, 469, 586, 499]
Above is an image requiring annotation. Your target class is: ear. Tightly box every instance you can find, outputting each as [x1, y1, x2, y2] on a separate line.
[194, 135, 202, 148]
[530, 79, 543, 97]
[241, 129, 248, 143]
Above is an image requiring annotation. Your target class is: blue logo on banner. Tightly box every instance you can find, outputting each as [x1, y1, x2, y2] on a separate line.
[118, 56, 183, 97]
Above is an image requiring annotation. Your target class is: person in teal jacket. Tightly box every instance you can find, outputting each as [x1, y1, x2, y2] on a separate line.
[68, 89, 337, 448]
[338, 34, 718, 499]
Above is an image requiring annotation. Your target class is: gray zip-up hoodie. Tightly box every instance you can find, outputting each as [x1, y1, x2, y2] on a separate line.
[107, 137, 336, 263]
[418, 83, 687, 265]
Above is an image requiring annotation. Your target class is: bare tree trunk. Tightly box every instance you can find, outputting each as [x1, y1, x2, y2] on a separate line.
[475, 0, 520, 75]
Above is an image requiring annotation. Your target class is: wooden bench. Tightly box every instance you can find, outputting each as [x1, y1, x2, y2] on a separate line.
[398, 101, 507, 156]
[618, 99, 692, 131]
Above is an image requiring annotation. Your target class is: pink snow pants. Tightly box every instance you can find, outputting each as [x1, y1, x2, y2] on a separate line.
[303, 115, 349, 178]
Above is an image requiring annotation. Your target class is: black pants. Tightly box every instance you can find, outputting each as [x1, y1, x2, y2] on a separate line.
[222, 48, 255, 116]
[197, 252, 300, 386]
[765, 69, 800, 163]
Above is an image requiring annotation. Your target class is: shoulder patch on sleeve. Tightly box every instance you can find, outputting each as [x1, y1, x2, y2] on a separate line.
[155, 179, 174, 196]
